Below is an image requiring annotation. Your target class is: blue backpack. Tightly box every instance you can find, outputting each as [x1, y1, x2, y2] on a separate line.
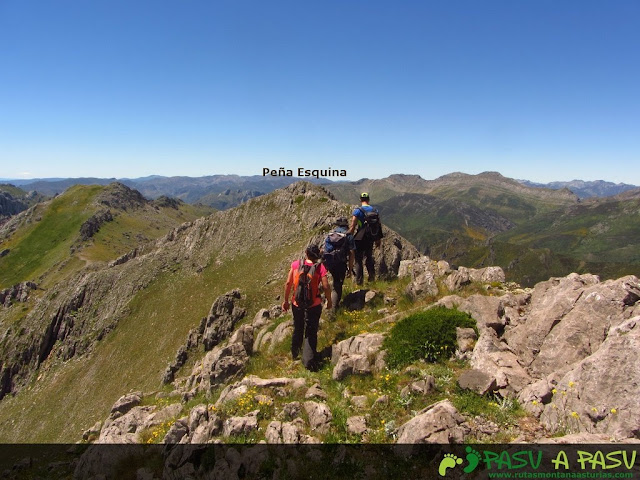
[323, 232, 348, 269]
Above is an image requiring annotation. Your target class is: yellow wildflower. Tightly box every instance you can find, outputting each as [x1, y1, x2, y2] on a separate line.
[591, 407, 598, 412]
[569, 381, 575, 388]
[561, 391, 567, 396]
[532, 400, 538, 405]
[552, 388, 557, 394]
[571, 412, 579, 418]
[611, 408, 617, 414]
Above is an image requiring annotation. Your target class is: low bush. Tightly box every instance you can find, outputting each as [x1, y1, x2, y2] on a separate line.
[383, 307, 476, 368]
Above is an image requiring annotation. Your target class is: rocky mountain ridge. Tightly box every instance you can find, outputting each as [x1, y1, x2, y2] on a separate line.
[0, 182, 419, 441]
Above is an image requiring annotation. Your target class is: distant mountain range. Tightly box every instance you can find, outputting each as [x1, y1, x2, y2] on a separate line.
[517, 178, 639, 199]
[3, 174, 638, 207]
[2, 172, 640, 286]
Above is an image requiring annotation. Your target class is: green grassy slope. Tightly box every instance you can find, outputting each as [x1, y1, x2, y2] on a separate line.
[0, 185, 102, 288]
[0, 184, 214, 289]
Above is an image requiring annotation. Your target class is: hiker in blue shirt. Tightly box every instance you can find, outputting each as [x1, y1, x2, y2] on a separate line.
[322, 216, 355, 309]
[348, 192, 383, 285]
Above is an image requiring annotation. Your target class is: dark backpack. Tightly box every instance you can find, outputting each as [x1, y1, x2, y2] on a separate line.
[354, 207, 382, 241]
[293, 260, 320, 308]
[323, 231, 348, 269]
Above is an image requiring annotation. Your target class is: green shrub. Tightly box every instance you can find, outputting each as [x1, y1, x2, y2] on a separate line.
[383, 307, 476, 368]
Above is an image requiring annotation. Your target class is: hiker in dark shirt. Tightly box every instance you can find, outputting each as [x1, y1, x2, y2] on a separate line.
[348, 192, 383, 285]
[322, 216, 355, 310]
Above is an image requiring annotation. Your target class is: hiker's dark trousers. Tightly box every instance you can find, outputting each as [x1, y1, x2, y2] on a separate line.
[354, 240, 375, 285]
[291, 304, 322, 370]
[327, 264, 347, 308]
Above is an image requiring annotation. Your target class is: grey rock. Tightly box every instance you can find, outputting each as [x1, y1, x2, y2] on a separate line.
[98, 406, 155, 443]
[282, 401, 302, 420]
[332, 354, 373, 381]
[331, 333, 385, 364]
[331, 333, 386, 380]
[252, 328, 273, 353]
[456, 327, 478, 353]
[470, 266, 505, 284]
[110, 392, 143, 416]
[505, 274, 640, 377]
[457, 369, 497, 395]
[202, 289, 246, 351]
[187, 404, 209, 432]
[163, 418, 188, 444]
[406, 270, 438, 299]
[268, 320, 294, 352]
[228, 324, 254, 356]
[445, 268, 471, 291]
[240, 374, 306, 390]
[223, 411, 259, 437]
[396, 400, 467, 444]
[195, 342, 249, 392]
[365, 290, 377, 303]
[305, 383, 328, 400]
[190, 415, 222, 443]
[251, 309, 271, 328]
[303, 401, 332, 434]
[540, 316, 640, 440]
[347, 416, 367, 435]
[471, 329, 532, 396]
[1, 281, 38, 307]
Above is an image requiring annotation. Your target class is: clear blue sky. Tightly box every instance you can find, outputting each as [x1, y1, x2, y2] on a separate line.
[1, 0, 638, 183]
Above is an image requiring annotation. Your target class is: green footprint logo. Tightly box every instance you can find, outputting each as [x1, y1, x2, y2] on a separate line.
[464, 446, 481, 473]
[438, 453, 463, 476]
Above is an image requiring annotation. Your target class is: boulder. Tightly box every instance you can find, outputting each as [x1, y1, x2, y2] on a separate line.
[268, 320, 294, 352]
[457, 369, 497, 395]
[396, 400, 467, 444]
[196, 343, 249, 392]
[539, 316, 640, 440]
[406, 270, 438, 299]
[305, 383, 328, 400]
[223, 411, 259, 437]
[109, 392, 143, 416]
[303, 401, 332, 434]
[505, 274, 640, 377]
[332, 354, 373, 381]
[331, 333, 385, 364]
[331, 333, 386, 381]
[98, 406, 155, 443]
[265, 419, 306, 444]
[201, 289, 246, 351]
[470, 329, 532, 396]
[347, 416, 368, 435]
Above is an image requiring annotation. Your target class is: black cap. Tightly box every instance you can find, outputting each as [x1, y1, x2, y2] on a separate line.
[360, 192, 370, 201]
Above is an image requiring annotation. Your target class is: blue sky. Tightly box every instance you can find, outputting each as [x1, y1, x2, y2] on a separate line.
[1, 0, 638, 183]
